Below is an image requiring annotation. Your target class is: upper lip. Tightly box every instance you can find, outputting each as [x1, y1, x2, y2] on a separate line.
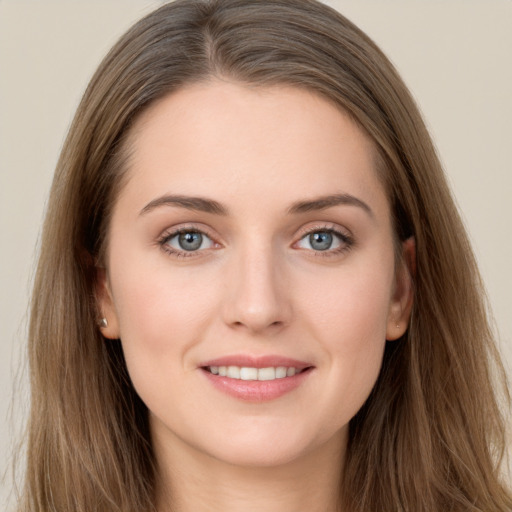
[199, 354, 313, 371]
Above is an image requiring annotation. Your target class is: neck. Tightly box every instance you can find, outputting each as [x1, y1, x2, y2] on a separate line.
[153, 427, 346, 512]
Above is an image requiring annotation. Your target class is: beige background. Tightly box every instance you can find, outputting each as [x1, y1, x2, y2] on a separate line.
[1, 0, 511, 506]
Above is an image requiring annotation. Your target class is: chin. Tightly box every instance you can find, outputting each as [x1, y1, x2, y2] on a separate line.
[208, 443, 310, 469]
[197, 420, 347, 469]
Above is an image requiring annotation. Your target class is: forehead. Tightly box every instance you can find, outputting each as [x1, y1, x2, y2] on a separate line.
[117, 80, 388, 218]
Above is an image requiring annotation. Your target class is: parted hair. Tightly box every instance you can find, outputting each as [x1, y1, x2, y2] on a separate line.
[21, 1, 511, 511]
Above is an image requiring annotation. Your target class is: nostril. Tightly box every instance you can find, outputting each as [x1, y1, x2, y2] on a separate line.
[229, 319, 285, 333]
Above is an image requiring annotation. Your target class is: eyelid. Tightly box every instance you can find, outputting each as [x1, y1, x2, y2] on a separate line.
[294, 222, 352, 241]
[156, 222, 354, 259]
[292, 223, 355, 255]
[157, 223, 222, 258]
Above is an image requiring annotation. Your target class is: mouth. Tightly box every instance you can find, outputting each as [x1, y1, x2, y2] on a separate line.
[202, 365, 311, 381]
[199, 355, 314, 402]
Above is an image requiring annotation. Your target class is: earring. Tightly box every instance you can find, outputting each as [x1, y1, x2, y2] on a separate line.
[99, 318, 108, 328]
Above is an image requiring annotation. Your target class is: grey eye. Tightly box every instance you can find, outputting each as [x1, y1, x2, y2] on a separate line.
[178, 232, 203, 251]
[165, 231, 214, 252]
[308, 232, 333, 251]
[296, 230, 345, 252]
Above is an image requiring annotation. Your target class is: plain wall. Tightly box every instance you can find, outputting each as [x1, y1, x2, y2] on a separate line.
[1, 0, 511, 507]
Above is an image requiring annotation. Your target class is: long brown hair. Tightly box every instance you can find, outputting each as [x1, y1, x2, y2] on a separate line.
[21, 1, 511, 510]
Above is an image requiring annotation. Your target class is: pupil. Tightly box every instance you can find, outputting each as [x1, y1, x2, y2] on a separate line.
[179, 232, 202, 251]
[309, 232, 332, 251]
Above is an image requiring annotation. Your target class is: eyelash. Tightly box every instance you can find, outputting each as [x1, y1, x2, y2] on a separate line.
[157, 224, 354, 259]
[295, 225, 354, 258]
[157, 226, 217, 258]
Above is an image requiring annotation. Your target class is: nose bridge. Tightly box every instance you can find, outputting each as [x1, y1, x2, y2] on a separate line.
[223, 234, 290, 333]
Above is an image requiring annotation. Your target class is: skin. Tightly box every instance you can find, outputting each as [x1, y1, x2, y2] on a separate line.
[98, 80, 414, 512]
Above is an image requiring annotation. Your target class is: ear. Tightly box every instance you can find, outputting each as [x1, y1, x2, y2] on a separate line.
[386, 237, 415, 341]
[95, 267, 121, 339]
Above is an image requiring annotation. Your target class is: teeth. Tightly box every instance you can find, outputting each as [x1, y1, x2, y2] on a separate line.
[275, 367, 287, 378]
[240, 367, 258, 380]
[258, 367, 275, 381]
[227, 366, 240, 379]
[207, 365, 303, 381]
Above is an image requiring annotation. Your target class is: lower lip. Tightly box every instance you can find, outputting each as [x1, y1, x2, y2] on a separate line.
[201, 368, 313, 402]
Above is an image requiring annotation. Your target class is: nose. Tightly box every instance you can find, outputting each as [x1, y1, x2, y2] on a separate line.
[222, 243, 292, 335]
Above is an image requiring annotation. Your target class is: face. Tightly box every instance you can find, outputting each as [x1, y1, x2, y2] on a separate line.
[98, 81, 413, 469]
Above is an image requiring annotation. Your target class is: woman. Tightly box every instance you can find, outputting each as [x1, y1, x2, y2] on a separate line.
[20, 0, 511, 511]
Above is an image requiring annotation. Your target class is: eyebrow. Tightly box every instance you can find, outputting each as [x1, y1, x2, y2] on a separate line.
[140, 195, 228, 216]
[287, 193, 374, 218]
[139, 192, 373, 218]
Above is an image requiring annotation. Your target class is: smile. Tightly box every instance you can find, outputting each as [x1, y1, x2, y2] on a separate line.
[200, 356, 314, 402]
[206, 366, 304, 381]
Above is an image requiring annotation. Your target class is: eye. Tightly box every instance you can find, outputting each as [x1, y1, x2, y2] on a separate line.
[303, 231, 336, 251]
[295, 228, 352, 254]
[161, 229, 215, 254]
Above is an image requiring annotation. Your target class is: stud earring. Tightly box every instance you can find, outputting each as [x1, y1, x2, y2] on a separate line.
[99, 318, 108, 328]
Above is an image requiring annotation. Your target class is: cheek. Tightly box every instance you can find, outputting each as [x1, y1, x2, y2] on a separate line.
[297, 257, 393, 417]
[107, 258, 226, 423]
[109, 258, 221, 367]
[301, 256, 394, 341]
